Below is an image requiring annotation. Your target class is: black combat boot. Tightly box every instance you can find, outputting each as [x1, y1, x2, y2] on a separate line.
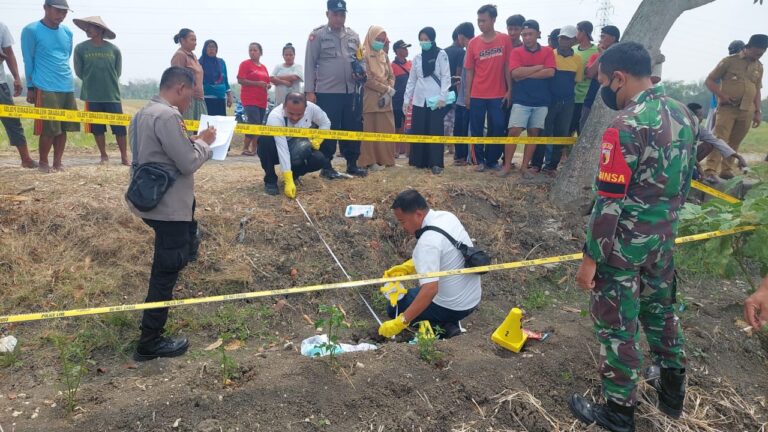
[655, 368, 686, 419]
[568, 394, 636, 432]
[346, 163, 368, 177]
[134, 328, 189, 362]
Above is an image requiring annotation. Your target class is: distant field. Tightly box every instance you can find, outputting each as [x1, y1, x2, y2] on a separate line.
[739, 122, 768, 155]
[0, 98, 148, 150]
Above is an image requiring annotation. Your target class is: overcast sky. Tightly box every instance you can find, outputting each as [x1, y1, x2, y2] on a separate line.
[2, 0, 767, 90]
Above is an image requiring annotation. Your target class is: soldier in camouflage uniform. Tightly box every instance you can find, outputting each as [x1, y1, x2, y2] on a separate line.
[569, 42, 698, 432]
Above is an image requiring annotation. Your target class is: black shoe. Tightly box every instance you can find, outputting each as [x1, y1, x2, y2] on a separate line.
[265, 183, 279, 195]
[133, 336, 189, 362]
[346, 165, 368, 177]
[431, 166, 443, 175]
[320, 168, 342, 180]
[568, 394, 635, 432]
[654, 368, 686, 419]
[437, 321, 462, 339]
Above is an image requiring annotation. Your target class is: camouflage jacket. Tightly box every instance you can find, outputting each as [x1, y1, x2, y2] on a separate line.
[584, 85, 699, 269]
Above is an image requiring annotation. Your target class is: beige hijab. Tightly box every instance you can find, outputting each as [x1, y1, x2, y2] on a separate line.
[363, 25, 393, 86]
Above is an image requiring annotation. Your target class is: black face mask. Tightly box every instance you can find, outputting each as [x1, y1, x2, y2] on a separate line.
[601, 77, 622, 111]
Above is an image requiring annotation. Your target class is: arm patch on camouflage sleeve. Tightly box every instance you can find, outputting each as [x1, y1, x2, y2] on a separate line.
[597, 128, 631, 199]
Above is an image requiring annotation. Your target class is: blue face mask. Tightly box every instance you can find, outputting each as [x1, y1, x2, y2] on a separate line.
[420, 41, 433, 51]
[371, 40, 385, 52]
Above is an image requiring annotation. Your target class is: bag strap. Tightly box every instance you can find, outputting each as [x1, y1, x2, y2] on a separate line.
[415, 225, 468, 253]
[430, 73, 441, 87]
[129, 119, 139, 172]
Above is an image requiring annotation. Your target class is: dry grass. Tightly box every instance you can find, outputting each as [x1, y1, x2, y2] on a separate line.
[477, 380, 768, 432]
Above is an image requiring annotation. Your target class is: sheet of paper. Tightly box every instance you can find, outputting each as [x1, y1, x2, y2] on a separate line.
[197, 115, 237, 161]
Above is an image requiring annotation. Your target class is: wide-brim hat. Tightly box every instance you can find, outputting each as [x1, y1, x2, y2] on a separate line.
[73, 16, 116, 40]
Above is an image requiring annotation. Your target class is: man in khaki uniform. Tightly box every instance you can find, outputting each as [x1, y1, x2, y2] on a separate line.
[704, 34, 766, 179]
[125, 66, 216, 361]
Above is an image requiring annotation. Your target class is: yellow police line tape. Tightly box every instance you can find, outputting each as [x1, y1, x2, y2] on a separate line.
[0, 225, 757, 325]
[690, 180, 742, 204]
[0, 105, 577, 146]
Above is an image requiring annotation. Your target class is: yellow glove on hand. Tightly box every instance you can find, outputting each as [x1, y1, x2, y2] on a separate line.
[310, 138, 323, 150]
[383, 259, 416, 278]
[378, 314, 409, 338]
[283, 171, 296, 199]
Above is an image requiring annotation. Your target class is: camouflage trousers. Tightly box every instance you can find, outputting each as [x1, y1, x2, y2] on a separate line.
[590, 252, 687, 407]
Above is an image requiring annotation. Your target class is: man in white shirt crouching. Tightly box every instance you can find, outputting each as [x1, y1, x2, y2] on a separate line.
[378, 189, 482, 339]
[258, 92, 329, 198]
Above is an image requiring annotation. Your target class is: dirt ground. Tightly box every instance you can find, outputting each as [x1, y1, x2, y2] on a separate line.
[0, 146, 766, 432]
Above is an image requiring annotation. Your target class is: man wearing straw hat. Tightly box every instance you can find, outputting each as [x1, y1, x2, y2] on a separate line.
[73, 16, 128, 165]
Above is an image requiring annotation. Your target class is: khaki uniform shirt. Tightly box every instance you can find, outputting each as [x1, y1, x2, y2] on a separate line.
[304, 25, 361, 94]
[707, 53, 763, 112]
[171, 48, 205, 99]
[125, 95, 211, 222]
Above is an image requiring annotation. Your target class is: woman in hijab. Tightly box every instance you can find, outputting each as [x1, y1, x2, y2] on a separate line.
[359, 25, 396, 170]
[170, 28, 207, 120]
[199, 40, 232, 116]
[403, 27, 451, 174]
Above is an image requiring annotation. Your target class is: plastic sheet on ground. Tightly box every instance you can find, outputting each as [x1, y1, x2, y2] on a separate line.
[300, 335, 377, 358]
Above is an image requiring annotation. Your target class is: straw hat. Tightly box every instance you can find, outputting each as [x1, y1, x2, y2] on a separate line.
[73, 16, 116, 40]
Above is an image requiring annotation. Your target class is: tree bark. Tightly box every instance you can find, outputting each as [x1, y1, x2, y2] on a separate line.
[549, 0, 717, 213]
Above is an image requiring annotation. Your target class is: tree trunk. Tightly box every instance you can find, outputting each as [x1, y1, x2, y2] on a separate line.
[549, 0, 716, 213]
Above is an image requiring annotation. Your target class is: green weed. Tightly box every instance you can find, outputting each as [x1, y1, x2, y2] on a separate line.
[523, 289, 552, 310]
[314, 305, 345, 368]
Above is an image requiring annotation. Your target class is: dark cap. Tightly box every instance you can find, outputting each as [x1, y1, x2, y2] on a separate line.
[728, 40, 745, 55]
[577, 20, 594, 40]
[45, 0, 72, 11]
[601, 25, 620, 41]
[522, 20, 540, 33]
[393, 40, 411, 51]
[327, 0, 347, 12]
[746, 34, 768, 50]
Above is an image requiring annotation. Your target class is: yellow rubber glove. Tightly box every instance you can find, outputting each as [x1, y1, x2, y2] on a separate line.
[378, 314, 409, 338]
[383, 259, 415, 278]
[283, 171, 296, 199]
[310, 138, 323, 150]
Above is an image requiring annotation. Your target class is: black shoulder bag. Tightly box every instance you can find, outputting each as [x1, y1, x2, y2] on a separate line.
[125, 122, 179, 212]
[416, 225, 491, 275]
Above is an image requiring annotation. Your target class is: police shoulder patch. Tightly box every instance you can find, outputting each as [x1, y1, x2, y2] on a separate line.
[596, 128, 631, 199]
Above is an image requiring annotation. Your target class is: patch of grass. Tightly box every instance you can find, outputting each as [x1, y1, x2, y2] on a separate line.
[739, 123, 768, 154]
[522, 289, 553, 311]
[49, 333, 91, 413]
[0, 341, 23, 369]
[561, 371, 574, 382]
[204, 304, 278, 342]
[218, 333, 240, 385]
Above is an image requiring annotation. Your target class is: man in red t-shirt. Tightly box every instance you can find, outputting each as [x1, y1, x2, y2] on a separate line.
[503, 19, 555, 177]
[464, 4, 513, 171]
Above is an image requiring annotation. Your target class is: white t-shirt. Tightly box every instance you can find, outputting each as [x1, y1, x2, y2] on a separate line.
[412, 210, 482, 311]
[0, 22, 14, 84]
[272, 63, 304, 106]
[265, 101, 330, 172]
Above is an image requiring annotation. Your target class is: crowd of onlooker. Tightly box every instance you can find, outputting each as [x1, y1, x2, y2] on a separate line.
[0, 0, 764, 182]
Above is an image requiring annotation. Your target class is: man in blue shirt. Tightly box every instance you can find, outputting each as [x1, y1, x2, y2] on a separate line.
[21, 0, 79, 173]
